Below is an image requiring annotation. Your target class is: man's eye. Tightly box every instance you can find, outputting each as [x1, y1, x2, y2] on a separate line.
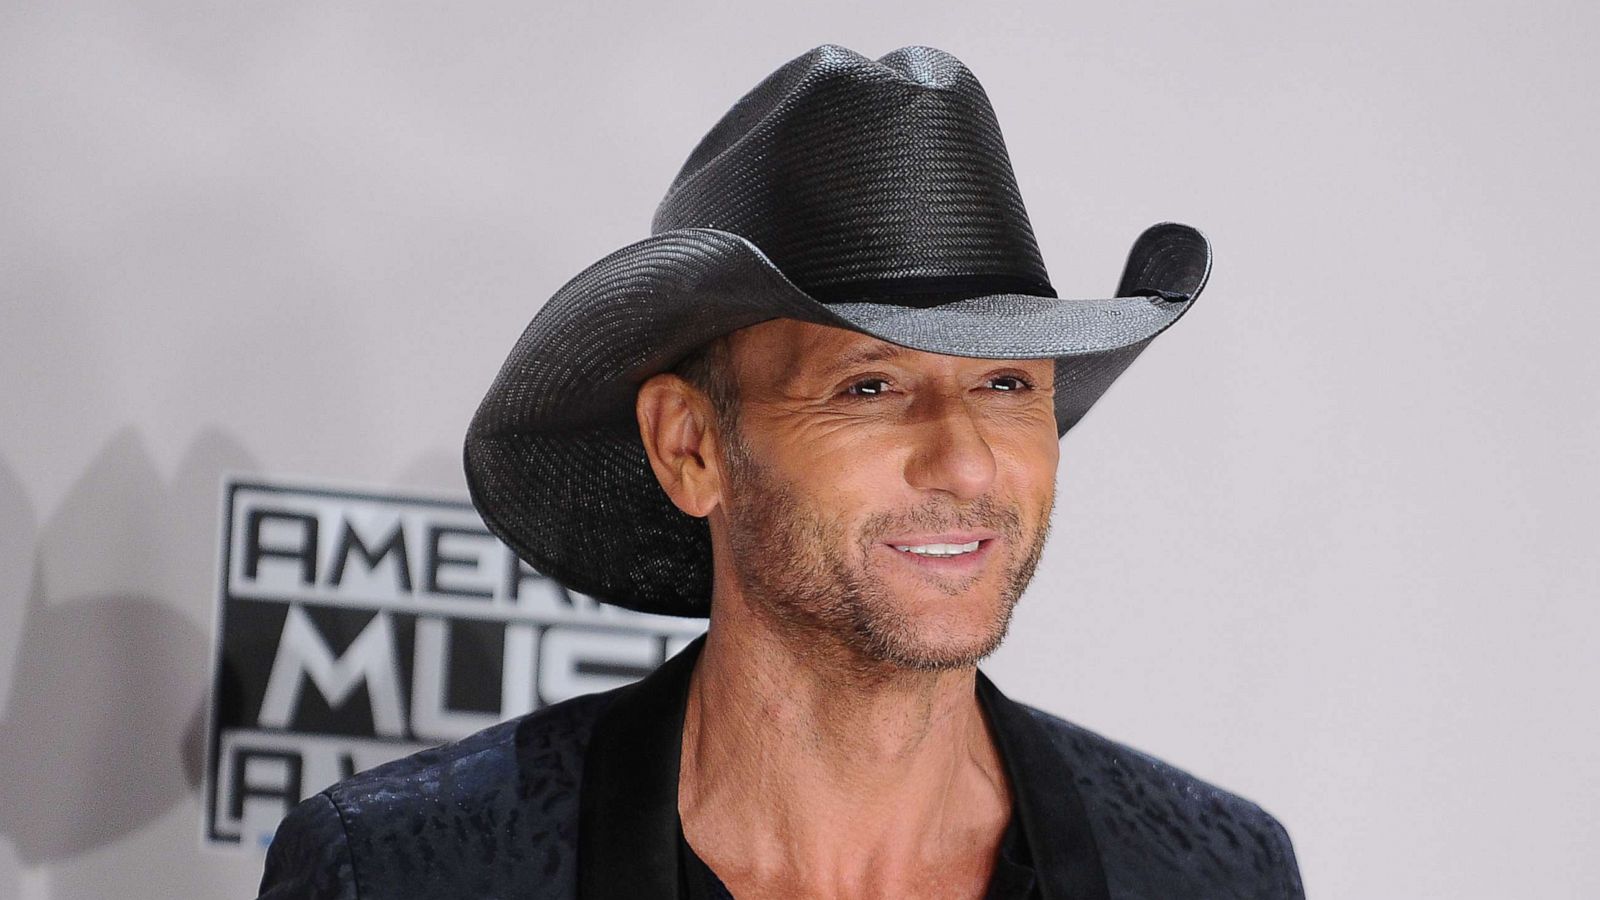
[990, 375, 1033, 392]
[845, 378, 892, 397]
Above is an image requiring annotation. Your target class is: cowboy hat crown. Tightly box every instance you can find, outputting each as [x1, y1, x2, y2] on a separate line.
[653, 45, 1053, 306]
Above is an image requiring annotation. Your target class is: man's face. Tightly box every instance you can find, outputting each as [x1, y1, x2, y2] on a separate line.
[708, 319, 1060, 671]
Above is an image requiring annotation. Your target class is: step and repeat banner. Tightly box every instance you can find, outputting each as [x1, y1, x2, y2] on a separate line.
[202, 478, 703, 849]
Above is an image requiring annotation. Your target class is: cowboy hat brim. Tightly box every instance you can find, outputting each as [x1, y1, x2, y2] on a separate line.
[464, 221, 1210, 617]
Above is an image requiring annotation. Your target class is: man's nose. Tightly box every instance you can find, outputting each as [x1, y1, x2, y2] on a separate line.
[902, 396, 997, 501]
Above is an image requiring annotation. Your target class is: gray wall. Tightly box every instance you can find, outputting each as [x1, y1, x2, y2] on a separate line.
[3, 1, 1596, 897]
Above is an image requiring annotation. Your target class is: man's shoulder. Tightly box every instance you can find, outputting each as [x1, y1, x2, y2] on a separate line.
[1013, 700, 1304, 899]
[325, 687, 612, 809]
[258, 689, 616, 900]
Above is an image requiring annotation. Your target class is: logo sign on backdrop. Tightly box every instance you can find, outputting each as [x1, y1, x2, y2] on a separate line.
[203, 478, 704, 849]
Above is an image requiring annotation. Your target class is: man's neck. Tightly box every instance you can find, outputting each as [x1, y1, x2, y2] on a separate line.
[677, 604, 1013, 898]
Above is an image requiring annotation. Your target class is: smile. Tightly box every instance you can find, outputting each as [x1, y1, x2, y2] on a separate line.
[893, 541, 982, 557]
[878, 534, 999, 576]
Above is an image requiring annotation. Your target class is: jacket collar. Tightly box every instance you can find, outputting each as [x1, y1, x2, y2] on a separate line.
[578, 637, 1109, 900]
[975, 670, 1110, 900]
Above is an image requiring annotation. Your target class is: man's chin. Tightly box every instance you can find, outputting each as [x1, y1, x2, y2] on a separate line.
[863, 634, 1008, 673]
[848, 601, 1015, 672]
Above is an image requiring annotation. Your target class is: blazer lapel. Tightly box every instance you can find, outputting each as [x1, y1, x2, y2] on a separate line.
[578, 636, 705, 900]
[977, 672, 1111, 900]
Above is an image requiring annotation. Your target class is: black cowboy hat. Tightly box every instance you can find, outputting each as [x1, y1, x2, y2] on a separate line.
[464, 44, 1212, 617]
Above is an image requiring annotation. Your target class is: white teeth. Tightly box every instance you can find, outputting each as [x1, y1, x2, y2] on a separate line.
[893, 541, 981, 557]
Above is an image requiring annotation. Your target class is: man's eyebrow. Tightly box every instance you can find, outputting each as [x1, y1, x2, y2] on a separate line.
[829, 342, 906, 371]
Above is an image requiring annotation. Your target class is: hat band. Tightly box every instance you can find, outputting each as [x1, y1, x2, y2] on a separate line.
[809, 273, 1058, 308]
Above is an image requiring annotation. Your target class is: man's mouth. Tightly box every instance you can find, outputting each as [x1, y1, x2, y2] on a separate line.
[892, 541, 982, 558]
[878, 531, 999, 571]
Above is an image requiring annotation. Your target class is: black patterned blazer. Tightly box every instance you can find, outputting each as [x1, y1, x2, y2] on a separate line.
[258, 638, 1304, 899]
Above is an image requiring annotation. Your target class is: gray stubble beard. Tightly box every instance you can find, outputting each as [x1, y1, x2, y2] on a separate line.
[715, 422, 1054, 673]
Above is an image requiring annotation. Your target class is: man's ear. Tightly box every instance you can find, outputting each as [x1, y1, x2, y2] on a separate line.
[636, 373, 723, 519]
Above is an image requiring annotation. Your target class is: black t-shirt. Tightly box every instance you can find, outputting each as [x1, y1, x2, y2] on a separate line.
[678, 812, 1038, 899]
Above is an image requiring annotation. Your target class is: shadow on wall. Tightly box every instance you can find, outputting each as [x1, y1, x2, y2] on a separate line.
[0, 427, 258, 864]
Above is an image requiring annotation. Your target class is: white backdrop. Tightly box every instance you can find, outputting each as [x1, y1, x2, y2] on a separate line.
[3, 1, 1597, 897]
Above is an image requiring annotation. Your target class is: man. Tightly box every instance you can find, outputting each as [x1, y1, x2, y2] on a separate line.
[260, 44, 1303, 899]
